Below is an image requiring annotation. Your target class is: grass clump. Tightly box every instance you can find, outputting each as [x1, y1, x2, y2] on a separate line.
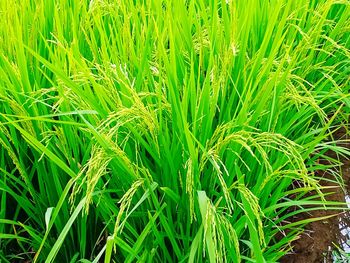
[0, 0, 349, 262]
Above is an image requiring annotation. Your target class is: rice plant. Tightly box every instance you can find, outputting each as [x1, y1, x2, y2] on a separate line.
[0, 0, 349, 262]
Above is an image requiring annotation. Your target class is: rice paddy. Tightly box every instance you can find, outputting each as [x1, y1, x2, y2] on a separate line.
[0, 0, 349, 262]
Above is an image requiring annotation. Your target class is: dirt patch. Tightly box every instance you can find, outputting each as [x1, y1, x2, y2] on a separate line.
[281, 128, 350, 263]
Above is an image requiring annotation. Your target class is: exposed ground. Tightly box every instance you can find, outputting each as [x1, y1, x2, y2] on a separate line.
[282, 128, 350, 263]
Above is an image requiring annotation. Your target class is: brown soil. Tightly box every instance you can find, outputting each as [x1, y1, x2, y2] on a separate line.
[281, 128, 350, 263]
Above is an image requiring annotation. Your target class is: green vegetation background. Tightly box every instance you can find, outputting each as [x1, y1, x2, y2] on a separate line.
[0, 0, 349, 262]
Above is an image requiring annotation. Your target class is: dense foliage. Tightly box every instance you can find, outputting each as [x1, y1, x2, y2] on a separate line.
[0, 0, 349, 262]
